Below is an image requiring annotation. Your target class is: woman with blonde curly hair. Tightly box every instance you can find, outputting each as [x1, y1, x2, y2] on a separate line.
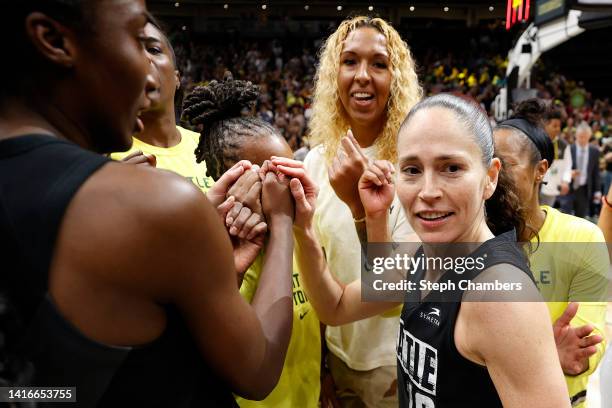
[301, 15, 422, 407]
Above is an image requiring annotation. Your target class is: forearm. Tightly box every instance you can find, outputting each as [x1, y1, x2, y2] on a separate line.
[366, 213, 390, 242]
[293, 226, 395, 325]
[293, 226, 346, 325]
[599, 189, 612, 243]
[250, 216, 294, 393]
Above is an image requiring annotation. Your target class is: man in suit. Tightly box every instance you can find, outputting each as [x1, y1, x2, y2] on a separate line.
[568, 122, 601, 218]
[541, 109, 572, 207]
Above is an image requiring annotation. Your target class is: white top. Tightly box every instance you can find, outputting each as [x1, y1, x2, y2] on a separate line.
[304, 145, 413, 370]
[541, 144, 572, 196]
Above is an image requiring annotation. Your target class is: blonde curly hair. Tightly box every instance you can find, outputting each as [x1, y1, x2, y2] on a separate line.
[308, 16, 422, 163]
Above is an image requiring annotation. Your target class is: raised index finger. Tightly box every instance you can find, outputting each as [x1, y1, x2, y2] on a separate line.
[347, 129, 369, 161]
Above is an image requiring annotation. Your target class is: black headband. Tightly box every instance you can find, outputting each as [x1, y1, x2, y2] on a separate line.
[499, 118, 554, 167]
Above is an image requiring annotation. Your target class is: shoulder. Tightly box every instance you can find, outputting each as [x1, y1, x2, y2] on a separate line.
[66, 161, 222, 265]
[458, 300, 552, 361]
[543, 207, 604, 242]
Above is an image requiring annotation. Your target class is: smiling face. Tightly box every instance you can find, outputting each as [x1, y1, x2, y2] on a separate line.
[396, 107, 499, 243]
[337, 27, 392, 132]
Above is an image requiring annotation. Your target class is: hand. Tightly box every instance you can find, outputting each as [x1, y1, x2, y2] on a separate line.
[232, 234, 265, 277]
[571, 169, 580, 180]
[271, 156, 318, 230]
[553, 302, 603, 375]
[559, 183, 570, 196]
[120, 150, 156, 167]
[358, 160, 395, 218]
[217, 196, 266, 278]
[594, 191, 602, 203]
[217, 196, 267, 240]
[261, 161, 294, 223]
[226, 166, 263, 225]
[328, 130, 370, 219]
[206, 160, 252, 208]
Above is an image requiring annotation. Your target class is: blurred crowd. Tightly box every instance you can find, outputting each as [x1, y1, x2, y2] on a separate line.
[167, 27, 611, 200]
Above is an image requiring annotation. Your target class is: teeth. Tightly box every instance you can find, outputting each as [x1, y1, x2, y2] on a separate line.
[353, 92, 373, 98]
[419, 212, 450, 220]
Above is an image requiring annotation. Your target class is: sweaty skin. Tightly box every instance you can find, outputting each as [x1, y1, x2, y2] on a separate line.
[1, 0, 294, 399]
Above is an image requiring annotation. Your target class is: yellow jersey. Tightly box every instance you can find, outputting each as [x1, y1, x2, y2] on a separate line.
[237, 253, 321, 408]
[530, 206, 608, 408]
[110, 126, 214, 193]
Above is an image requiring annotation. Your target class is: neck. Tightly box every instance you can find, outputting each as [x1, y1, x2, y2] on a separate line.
[137, 108, 181, 148]
[349, 120, 384, 148]
[521, 197, 546, 241]
[0, 96, 93, 150]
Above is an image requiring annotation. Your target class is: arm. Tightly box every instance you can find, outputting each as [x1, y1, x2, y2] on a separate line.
[273, 157, 399, 326]
[50, 164, 294, 400]
[458, 300, 570, 408]
[125, 168, 293, 399]
[293, 227, 398, 326]
[598, 187, 612, 244]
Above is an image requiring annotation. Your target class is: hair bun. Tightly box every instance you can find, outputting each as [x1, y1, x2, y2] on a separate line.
[181, 76, 259, 127]
[511, 98, 546, 126]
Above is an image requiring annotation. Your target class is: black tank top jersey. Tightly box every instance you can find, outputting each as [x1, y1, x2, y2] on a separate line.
[0, 135, 237, 407]
[396, 230, 535, 408]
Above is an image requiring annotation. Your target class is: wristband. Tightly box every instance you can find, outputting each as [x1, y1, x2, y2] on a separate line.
[353, 216, 366, 223]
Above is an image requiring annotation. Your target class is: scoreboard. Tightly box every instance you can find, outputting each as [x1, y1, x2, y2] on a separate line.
[508, 0, 612, 29]
[534, 0, 567, 24]
[506, 0, 532, 29]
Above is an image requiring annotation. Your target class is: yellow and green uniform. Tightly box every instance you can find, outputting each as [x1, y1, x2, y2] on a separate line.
[111, 126, 214, 193]
[237, 253, 321, 408]
[529, 206, 608, 408]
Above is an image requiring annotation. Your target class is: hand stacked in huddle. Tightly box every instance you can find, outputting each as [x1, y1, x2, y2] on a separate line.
[213, 157, 318, 276]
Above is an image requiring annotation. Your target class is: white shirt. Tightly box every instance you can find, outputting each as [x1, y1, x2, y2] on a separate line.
[541, 144, 572, 196]
[304, 145, 413, 370]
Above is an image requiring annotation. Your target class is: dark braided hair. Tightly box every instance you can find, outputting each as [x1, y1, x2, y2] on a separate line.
[181, 76, 279, 180]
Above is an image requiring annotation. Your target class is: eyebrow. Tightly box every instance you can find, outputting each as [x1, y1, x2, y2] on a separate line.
[142, 36, 162, 44]
[340, 50, 389, 58]
[399, 154, 466, 164]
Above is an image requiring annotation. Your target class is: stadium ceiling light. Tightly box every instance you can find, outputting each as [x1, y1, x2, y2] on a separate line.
[223, 3, 228, 9]
[409, 5, 415, 11]
[174, 2, 180, 7]
[489, 5, 495, 11]
[368, 5, 374, 11]
[337, 5, 343, 11]
[443, 6, 449, 12]
[262, 4, 267, 10]
[304, 5, 309, 10]
[182, 25, 187, 31]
